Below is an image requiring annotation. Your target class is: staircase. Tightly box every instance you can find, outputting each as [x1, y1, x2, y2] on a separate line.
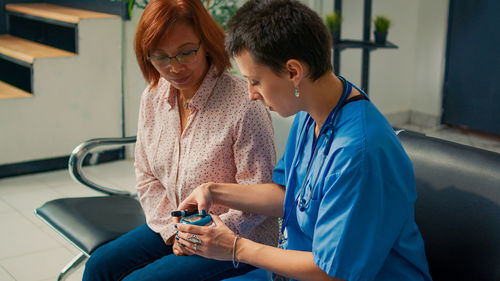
[0, 3, 124, 171]
[0, 3, 118, 98]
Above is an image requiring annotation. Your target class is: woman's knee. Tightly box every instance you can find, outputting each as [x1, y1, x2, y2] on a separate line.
[83, 245, 113, 281]
[82, 241, 125, 280]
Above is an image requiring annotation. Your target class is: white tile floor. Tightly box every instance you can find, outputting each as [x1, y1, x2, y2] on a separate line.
[0, 160, 136, 281]
[0, 124, 498, 281]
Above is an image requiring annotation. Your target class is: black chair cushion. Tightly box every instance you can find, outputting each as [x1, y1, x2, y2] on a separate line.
[35, 196, 145, 255]
[398, 131, 500, 281]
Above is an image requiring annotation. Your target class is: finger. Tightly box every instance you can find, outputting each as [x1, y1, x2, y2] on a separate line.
[176, 234, 210, 258]
[176, 232, 197, 247]
[177, 237, 200, 254]
[175, 240, 191, 254]
[181, 245, 196, 256]
[172, 241, 182, 256]
[176, 223, 205, 235]
[210, 214, 225, 226]
[176, 231, 189, 241]
[173, 240, 190, 256]
[177, 231, 203, 245]
[173, 246, 181, 256]
[178, 184, 212, 215]
[177, 200, 197, 213]
[198, 205, 208, 217]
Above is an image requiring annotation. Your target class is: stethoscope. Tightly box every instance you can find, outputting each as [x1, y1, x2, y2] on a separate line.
[278, 76, 352, 247]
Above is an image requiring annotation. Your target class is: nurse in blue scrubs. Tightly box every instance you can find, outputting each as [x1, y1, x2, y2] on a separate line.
[176, 1, 433, 280]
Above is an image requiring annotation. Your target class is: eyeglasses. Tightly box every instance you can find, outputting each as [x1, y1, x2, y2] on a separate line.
[147, 43, 201, 68]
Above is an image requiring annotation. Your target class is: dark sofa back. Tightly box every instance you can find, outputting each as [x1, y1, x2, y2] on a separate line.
[397, 130, 500, 281]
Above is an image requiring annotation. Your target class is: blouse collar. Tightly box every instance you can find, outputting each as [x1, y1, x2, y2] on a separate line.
[165, 65, 220, 112]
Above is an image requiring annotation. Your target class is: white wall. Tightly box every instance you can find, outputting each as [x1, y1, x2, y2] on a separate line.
[120, 1, 450, 159]
[0, 0, 449, 165]
[412, 0, 448, 120]
[123, 7, 147, 139]
[309, 0, 449, 125]
[0, 17, 123, 165]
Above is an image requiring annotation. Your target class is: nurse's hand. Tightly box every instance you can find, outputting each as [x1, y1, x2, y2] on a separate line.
[176, 214, 236, 261]
[178, 182, 215, 215]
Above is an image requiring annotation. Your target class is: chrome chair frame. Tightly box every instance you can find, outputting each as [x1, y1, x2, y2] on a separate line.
[68, 136, 137, 196]
[35, 136, 143, 281]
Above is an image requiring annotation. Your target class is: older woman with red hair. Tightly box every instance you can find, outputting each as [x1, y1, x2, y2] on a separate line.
[82, 0, 278, 280]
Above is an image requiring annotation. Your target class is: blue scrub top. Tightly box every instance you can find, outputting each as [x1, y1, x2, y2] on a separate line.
[272, 79, 432, 281]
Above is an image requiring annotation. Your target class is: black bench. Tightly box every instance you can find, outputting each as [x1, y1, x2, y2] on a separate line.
[398, 130, 500, 280]
[36, 131, 500, 280]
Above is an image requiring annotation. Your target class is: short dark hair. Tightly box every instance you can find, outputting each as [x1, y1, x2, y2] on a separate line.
[226, 0, 333, 81]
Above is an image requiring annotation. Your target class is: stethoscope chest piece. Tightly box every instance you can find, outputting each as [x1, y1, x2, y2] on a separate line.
[298, 198, 307, 212]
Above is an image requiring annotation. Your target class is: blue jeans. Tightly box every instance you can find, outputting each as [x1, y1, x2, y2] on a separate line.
[83, 224, 256, 281]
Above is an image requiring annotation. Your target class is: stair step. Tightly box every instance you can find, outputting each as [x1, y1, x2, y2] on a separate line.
[5, 3, 118, 24]
[0, 34, 75, 64]
[0, 80, 31, 99]
[0, 35, 75, 94]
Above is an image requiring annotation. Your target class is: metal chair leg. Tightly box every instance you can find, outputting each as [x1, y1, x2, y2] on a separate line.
[57, 252, 88, 281]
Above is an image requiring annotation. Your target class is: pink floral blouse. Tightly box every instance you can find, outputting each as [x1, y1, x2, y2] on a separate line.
[134, 66, 278, 246]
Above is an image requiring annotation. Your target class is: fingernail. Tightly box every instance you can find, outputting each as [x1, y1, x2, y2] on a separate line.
[180, 243, 185, 248]
[175, 236, 179, 240]
[209, 211, 214, 214]
[174, 224, 177, 229]
[200, 210, 207, 216]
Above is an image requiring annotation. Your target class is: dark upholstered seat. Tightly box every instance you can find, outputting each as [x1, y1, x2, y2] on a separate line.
[34, 137, 145, 281]
[35, 196, 145, 255]
[35, 132, 500, 281]
[398, 130, 500, 281]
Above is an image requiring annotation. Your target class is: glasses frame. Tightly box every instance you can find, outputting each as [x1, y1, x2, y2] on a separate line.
[147, 42, 201, 67]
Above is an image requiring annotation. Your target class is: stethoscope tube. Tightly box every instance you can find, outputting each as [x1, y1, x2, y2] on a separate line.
[279, 76, 352, 246]
[297, 126, 334, 212]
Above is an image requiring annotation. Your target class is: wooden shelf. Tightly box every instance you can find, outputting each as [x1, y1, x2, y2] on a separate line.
[0, 80, 31, 99]
[6, 3, 118, 24]
[0, 34, 75, 64]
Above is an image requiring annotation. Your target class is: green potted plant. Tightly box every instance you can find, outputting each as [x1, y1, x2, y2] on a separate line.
[325, 11, 342, 44]
[373, 15, 391, 45]
[112, 0, 239, 29]
[204, 0, 239, 30]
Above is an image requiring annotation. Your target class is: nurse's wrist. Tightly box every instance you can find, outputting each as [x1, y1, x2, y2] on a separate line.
[206, 182, 220, 205]
[235, 237, 260, 265]
[234, 237, 247, 264]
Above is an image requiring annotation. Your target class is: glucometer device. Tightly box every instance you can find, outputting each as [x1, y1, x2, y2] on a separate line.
[171, 209, 197, 217]
[180, 213, 212, 226]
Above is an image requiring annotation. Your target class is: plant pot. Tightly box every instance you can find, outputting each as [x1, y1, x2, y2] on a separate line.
[374, 31, 387, 45]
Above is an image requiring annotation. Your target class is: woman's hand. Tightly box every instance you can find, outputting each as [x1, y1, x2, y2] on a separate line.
[172, 238, 192, 256]
[168, 217, 192, 256]
[176, 214, 236, 261]
[177, 182, 215, 215]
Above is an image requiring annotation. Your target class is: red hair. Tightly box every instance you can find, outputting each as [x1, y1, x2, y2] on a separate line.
[134, 0, 230, 87]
